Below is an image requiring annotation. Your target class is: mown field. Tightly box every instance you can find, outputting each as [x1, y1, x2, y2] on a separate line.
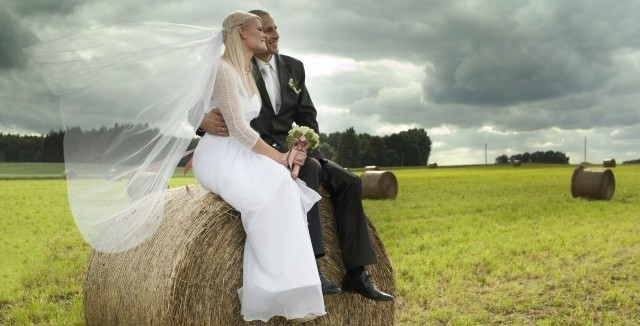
[1, 163, 639, 325]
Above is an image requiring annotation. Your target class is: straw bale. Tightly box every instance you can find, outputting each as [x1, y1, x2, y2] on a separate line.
[361, 171, 398, 200]
[84, 185, 396, 325]
[603, 159, 616, 167]
[571, 166, 615, 200]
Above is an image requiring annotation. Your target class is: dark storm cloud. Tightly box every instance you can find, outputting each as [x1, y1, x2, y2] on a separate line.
[284, 0, 640, 107]
[0, 0, 638, 162]
[0, 6, 38, 69]
[3, 0, 89, 16]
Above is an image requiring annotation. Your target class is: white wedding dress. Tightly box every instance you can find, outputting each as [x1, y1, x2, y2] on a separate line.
[192, 61, 326, 322]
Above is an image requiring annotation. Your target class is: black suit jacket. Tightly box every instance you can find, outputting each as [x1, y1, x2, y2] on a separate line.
[250, 55, 323, 159]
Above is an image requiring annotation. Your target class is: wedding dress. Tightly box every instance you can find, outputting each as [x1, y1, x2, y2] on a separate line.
[192, 61, 326, 322]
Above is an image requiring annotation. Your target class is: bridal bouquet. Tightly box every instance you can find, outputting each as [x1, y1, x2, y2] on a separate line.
[285, 123, 320, 179]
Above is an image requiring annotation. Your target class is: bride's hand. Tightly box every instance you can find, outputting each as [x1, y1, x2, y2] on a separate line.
[280, 150, 307, 169]
[292, 150, 307, 167]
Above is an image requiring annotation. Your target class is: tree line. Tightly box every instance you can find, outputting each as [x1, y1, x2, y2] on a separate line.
[495, 151, 570, 164]
[318, 127, 431, 168]
[0, 125, 432, 168]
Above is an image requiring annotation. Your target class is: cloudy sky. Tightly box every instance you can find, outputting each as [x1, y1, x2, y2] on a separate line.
[1, 0, 639, 165]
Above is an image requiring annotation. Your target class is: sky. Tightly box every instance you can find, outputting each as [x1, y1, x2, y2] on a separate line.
[1, 0, 639, 165]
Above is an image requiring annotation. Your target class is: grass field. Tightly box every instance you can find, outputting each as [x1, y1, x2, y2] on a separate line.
[1, 164, 639, 325]
[0, 162, 195, 180]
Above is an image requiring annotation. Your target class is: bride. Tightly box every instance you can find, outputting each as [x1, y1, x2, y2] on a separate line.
[24, 10, 325, 324]
[191, 11, 326, 322]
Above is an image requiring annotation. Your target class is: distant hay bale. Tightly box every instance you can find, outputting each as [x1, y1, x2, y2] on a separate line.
[603, 159, 616, 167]
[361, 171, 398, 200]
[364, 165, 379, 171]
[62, 169, 77, 179]
[427, 163, 438, 169]
[84, 185, 396, 325]
[571, 166, 615, 200]
[512, 160, 522, 166]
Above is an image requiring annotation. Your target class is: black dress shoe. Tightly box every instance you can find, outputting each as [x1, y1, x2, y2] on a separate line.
[319, 269, 341, 295]
[342, 271, 394, 301]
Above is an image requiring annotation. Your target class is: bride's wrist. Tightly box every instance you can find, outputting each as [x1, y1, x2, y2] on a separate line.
[279, 153, 288, 166]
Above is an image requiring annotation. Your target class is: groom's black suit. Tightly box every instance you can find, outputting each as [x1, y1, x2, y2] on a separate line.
[249, 54, 377, 270]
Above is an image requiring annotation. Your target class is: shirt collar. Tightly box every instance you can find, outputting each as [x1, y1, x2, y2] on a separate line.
[255, 55, 278, 73]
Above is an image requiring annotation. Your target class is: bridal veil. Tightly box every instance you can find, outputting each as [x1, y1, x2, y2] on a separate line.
[24, 23, 223, 253]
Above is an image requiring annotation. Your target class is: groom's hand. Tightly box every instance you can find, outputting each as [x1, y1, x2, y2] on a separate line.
[200, 108, 229, 136]
[293, 150, 307, 167]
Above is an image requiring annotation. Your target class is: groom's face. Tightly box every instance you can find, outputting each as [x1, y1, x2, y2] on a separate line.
[260, 15, 279, 54]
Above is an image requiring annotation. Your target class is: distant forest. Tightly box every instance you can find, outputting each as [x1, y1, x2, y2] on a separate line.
[495, 151, 570, 164]
[496, 152, 640, 165]
[0, 125, 432, 168]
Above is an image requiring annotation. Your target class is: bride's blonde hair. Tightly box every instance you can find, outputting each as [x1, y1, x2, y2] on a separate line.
[222, 11, 261, 96]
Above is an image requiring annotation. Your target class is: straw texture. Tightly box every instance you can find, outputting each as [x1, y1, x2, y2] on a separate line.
[84, 185, 396, 325]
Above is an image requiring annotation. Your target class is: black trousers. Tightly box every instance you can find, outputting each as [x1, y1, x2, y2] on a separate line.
[298, 158, 377, 270]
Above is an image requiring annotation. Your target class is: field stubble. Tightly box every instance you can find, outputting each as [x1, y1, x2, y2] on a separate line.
[0, 164, 639, 325]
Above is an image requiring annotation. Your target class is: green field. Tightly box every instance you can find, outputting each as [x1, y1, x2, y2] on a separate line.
[1, 164, 639, 325]
[0, 162, 195, 180]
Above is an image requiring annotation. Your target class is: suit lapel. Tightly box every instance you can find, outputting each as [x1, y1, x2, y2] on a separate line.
[276, 55, 292, 113]
[251, 57, 275, 114]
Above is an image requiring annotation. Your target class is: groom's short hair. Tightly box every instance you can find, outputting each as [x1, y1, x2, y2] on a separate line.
[248, 9, 270, 18]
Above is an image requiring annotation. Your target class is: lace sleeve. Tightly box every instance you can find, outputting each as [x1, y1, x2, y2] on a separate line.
[214, 62, 260, 148]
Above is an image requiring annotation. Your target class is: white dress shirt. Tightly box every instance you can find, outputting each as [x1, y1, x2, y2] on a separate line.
[256, 56, 282, 114]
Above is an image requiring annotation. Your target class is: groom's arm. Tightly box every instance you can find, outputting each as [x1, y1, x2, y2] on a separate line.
[291, 60, 324, 159]
[294, 62, 320, 134]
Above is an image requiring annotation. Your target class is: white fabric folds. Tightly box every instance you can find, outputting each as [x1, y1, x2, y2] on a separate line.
[24, 23, 224, 253]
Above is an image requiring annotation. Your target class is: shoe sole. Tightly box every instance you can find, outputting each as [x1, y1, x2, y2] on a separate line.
[342, 285, 394, 301]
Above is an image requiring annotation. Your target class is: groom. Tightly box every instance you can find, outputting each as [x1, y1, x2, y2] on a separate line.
[197, 9, 393, 301]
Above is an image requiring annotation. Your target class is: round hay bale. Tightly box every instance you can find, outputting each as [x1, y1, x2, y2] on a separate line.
[62, 169, 77, 179]
[361, 171, 398, 200]
[603, 159, 616, 167]
[571, 166, 615, 200]
[84, 185, 396, 325]
[427, 163, 438, 169]
[512, 160, 522, 166]
[364, 165, 379, 171]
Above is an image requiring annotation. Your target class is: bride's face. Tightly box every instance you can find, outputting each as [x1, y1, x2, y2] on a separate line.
[242, 18, 267, 54]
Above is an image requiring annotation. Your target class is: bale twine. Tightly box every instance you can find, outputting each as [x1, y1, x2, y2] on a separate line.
[603, 159, 616, 167]
[84, 185, 396, 325]
[512, 160, 522, 166]
[361, 171, 398, 200]
[571, 166, 615, 200]
[364, 165, 379, 171]
[427, 163, 438, 169]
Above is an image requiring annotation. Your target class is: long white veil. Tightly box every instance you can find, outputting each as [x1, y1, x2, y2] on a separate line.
[24, 23, 223, 253]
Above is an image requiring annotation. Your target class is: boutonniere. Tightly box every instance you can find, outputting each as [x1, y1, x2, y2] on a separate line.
[288, 77, 301, 95]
